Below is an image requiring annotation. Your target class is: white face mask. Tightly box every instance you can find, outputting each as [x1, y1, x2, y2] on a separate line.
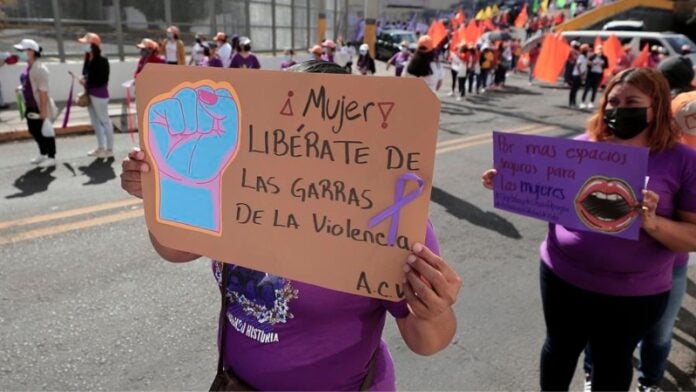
[18, 51, 28, 62]
[359, 49, 368, 56]
[167, 32, 174, 39]
[401, 47, 409, 53]
[83, 44, 91, 53]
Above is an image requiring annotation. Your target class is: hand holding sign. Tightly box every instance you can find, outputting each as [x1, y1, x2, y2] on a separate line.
[147, 83, 240, 234]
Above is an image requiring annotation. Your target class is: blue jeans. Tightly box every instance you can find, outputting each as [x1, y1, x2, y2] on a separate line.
[583, 264, 688, 386]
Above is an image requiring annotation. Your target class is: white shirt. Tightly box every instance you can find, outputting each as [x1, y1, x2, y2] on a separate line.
[191, 42, 205, 65]
[165, 40, 177, 62]
[573, 54, 588, 77]
[590, 55, 606, 74]
[219, 43, 233, 68]
[405, 61, 443, 92]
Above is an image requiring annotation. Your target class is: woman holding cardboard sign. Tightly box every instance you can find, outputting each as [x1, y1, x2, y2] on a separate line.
[120, 60, 461, 391]
[482, 67, 696, 391]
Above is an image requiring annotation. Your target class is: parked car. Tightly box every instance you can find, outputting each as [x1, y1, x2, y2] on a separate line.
[375, 29, 417, 61]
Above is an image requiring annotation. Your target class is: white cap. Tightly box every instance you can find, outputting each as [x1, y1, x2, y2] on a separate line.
[239, 36, 251, 46]
[359, 43, 369, 52]
[14, 38, 40, 52]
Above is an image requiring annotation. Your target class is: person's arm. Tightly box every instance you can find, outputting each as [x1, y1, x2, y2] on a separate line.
[34, 67, 50, 119]
[149, 231, 201, 263]
[641, 190, 696, 252]
[395, 243, 460, 355]
[177, 40, 186, 65]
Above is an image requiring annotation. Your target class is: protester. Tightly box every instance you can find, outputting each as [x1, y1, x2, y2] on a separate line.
[454, 44, 469, 101]
[580, 44, 608, 109]
[405, 35, 443, 92]
[478, 45, 495, 93]
[448, 43, 465, 97]
[528, 42, 541, 85]
[493, 42, 511, 89]
[309, 45, 323, 62]
[565, 40, 581, 86]
[200, 43, 223, 68]
[465, 46, 479, 94]
[120, 60, 462, 391]
[613, 45, 634, 75]
[583, 64, 696, 392]
[229, 37, 260, 69]
[681, 44, 693, 57]
[569, 43, 589, 108]
[386, 40, 411, 77]
[482, 67, 696, 391]
[357, 43, 376, 75]
[189, 34, 206, 66]
[511, 38, 522, 72]
[134, 39, 164, 78]
[334, 36, 354, 73]
[214, 32, 233, 68]
[15, 38, 57, 167]
[280, 48, 297, 70]
[78, 33, 113, 158]
[160, 26, 185, 65]
[321, 39, 336, 63]
[649, 46, 662, 68]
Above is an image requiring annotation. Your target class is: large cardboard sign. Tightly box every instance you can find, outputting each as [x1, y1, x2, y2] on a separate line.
[492, 131, 649, 240]
[136, 64, 440, 301]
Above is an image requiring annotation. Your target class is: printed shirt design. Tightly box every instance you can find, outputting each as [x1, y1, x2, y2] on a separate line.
[214, 261, 298, 344]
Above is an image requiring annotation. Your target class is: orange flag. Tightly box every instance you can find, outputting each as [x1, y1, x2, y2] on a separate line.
[517, 52, 530, 72]
[484, 18, 496, 32]
[450, 27, 463, 54]
[464, 20, 482, 45]
[602, 34, 623, 79]
[453, 9, 466, 27]
[428, 20, 448, 47]
[534, 34, 571, 84]
[594, 36, 603, 50]
[514, 4, 528, 28]
[633, 44, 650, 67]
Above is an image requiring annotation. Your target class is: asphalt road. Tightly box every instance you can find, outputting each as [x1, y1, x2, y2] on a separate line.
[1, 73, 695, 391]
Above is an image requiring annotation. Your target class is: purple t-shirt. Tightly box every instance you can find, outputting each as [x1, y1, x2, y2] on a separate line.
[280, 60, 297, 70]
[389, 51, 411, 76]
[230, 53, 261, 69]
[213, 221, 440, 390]
[20, 66, 37, 109]
[542, 137, 696, 296]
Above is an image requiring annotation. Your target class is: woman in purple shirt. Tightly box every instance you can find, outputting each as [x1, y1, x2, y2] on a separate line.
[229, 37, 261, 69]
[79, 33, 113, 158]
[120, 60, 461, 390]
[482, 67, 696, 391]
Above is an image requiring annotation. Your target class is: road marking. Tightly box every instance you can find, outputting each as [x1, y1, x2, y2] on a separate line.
[0, 209, 144, 246]
[435, 123, 542, 148]
[0, 198, 142, 230]
[436, 125, 557, 155]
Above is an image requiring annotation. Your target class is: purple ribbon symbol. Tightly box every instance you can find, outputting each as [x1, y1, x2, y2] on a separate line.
[368, 172, 425, 246]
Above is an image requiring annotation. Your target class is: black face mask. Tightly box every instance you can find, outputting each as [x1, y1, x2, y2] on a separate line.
[603, 107, 649, 140]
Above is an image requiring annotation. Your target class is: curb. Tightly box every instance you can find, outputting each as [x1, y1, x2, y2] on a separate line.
[0, 121, 136, 144]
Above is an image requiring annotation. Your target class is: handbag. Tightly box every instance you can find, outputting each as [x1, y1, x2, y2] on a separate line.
[76, 91, 90, 107]
[209, 263, 378, 391]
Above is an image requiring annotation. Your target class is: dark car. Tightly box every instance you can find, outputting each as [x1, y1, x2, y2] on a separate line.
[375, 29, 417, 61]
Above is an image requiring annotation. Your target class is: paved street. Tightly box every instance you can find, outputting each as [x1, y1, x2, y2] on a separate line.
[1, 73, 695, 391]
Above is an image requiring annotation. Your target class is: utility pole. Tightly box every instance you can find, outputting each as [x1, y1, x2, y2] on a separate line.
[364, 0, 379, 58]
[318, 0, 327, 43]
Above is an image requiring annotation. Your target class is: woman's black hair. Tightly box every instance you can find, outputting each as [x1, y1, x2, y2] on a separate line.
[231, 36, 240, 52]
[406, 50, 434, 77]
[242, 44, 251, 52]
[287, 60, 350, 75]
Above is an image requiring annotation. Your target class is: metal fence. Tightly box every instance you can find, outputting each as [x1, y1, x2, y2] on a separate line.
[0, 0, 350, 61]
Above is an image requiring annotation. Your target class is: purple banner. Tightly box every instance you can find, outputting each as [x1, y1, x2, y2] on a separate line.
[492, 131, 649, 240]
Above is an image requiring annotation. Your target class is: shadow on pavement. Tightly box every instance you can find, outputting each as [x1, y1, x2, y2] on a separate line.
[686, 278, 696, 300]
[78, 158, 116, 185]
[430, 186, 522, 239]
[5, 166, 57, 199]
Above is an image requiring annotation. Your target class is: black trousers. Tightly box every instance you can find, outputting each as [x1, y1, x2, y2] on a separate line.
[450, 69, 458, 92]
[478, 69, 490, 90]
[457, 76, 466, 97]
[466, 70, 476, 93]
[27, 109, 56, 158]
[582, 72, 603, 103]
[569, 76, 583, 106]
[539, 263, 668, 391]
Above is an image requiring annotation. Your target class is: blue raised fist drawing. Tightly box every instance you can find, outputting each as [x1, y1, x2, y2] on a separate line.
[146, 82, 240, 234]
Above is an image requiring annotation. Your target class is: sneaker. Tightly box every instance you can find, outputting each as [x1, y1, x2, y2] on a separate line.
[637, 384, 662, 392]
[480, 88, 486, 93]
[584, 374, 592, 392]
[88, 147, 104, 157]
[456, 96, 463, 101]
[98, 149, 114, 158]
[30, 155, 47, 165]
[579, 102, 587, 109]
[587, 102, 595, 109]
[38, 158, 56, 168]
[448, 91, 455, 97]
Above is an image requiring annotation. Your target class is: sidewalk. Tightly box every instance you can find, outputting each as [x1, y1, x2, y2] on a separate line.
[0, 59, 393, 144]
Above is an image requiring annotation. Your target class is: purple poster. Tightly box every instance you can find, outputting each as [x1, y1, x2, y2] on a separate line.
[492, 131, 649, 240]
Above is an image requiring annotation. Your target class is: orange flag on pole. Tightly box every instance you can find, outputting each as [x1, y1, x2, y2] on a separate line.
[450, 27, 463, 54]
[633, 44, 650, 68]
[602, 34, 623, 79]
[464, 20, 482, 45]
[514, 4, 528, 28]
[594, 36, 603, 51]
[453, 9, 466, 27]
[428, 20, 448, 47]
[534, 34, 571, 84]
[484, 18, 496, 32]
